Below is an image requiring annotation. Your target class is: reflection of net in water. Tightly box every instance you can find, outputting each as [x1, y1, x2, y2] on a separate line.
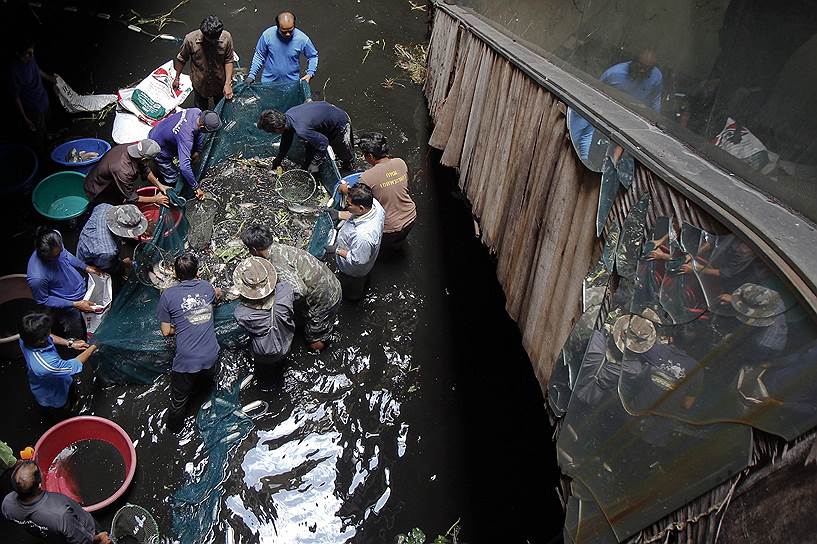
[185, 197, 219, 250]
[276, 169, 317, 203]
[111, 503, 160, 544]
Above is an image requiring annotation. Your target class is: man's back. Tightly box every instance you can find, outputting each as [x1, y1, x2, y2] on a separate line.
[267, 243, 341, 309]
[2, 490, 96, 543]
[156, 279, 220, 372]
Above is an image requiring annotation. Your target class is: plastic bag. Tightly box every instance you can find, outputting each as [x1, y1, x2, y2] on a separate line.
[83, 273, 112, 334]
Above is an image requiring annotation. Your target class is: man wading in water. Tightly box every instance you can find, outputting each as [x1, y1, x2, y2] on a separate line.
[173, 15, 235, 110]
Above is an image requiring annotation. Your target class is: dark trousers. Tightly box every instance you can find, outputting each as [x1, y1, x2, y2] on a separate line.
[338, 272, 369, 302]
[193, 89, 224, 111]
[168, 363, 218, 432]
[381, 221, 415, 255]
[49, 307, 87, 342]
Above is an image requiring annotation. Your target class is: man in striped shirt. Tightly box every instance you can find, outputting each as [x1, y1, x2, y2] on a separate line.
[18, 313, 97, 411]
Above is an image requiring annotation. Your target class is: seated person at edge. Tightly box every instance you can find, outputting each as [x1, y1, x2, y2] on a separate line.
[233, 256, 296, 366]
[257, 102, 355, 174]
[341, 132, 416, 253]
[157, 253, 222, 433]
[327, 184, 385, 302]
[148, 108, 222, 200]
[83, 139, 170, 207]
[240, 225, 342, 351]
[27, 228, 103, 341]
[2, 461, 111, 544]
[19, 313, 97, 412]
[76, 204, 149, 275]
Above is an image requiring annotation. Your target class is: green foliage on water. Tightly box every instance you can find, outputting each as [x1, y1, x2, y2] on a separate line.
[396, 520, 462, 544]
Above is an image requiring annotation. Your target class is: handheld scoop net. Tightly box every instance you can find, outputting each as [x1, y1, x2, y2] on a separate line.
[275, 168, 317, 203]
[110, 503, 160, 544]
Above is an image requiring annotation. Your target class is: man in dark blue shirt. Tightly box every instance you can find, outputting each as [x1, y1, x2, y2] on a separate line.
[157, 253, 221, 432]
[27, 228, 103, 342]
[257, 101, 355, 174]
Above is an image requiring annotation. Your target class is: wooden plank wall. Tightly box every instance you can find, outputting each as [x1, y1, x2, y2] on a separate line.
[425, 9, 600, 390]
[424, 9, 725, 394]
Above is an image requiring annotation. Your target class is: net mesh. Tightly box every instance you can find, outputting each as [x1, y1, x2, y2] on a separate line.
[185, 197, 219, 250]
[92, 80, 340, 386]
[276, 168, 317, 203]
[111, 503, 160, 544]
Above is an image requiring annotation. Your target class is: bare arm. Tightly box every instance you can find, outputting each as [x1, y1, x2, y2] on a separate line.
[160, 322, 176, 337]
[74, 345, 98, 365]
[14, 97, 35, 131]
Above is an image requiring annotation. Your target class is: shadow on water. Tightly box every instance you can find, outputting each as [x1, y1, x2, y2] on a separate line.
[1, 1, 562, 542]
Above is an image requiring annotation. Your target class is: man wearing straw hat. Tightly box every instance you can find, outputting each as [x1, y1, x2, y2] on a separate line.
[76, 204, 148, 275]
[240, 225, 341, 352]
[233, 257, 295, 366]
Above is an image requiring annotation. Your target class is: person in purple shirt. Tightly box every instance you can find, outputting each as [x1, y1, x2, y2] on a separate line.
[9, 39, 55, 150]
[26, 228, 103, 342]
[246, 11, 318, 84]
[147, 108, 222, 200]
[257, 101, 355, 174]
[157, 253, 222, 432]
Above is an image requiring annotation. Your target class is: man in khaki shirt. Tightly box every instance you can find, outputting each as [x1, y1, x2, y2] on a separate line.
[340, 132, 417, 253]
[173, 15, 235, 110]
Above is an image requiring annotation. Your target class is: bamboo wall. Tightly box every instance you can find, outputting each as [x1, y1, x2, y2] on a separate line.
[425, 9, 719, 392]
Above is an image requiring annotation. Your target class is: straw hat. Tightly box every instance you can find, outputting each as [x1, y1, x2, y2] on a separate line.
[233, 256, 276, 303]
[612, 314, 657, 354]
[106, 204, 148, 238]
[731, 283, 783, 327]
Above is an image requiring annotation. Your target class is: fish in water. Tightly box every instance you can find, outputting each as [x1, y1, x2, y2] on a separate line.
[238, 202, 257, 210]
[64, 148, 99, 163]
[240, 374, 254, 390]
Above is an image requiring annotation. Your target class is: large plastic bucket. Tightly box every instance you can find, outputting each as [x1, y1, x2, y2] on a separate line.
[35, 416, 137, 512]
[0, 274, 38, 360]
[0, 144, 39, 194]
[136, 187, 183, 242]
[51, 138, 111, 174]
[32, 171, 89, 221]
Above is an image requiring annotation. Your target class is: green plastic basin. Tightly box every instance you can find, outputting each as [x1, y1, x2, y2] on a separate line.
[32, 171, 89, 221]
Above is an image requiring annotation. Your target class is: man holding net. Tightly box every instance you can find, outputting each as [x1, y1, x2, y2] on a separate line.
[84, 139, 170, 207]
[148, 108, 222, 200]
[240, 225, 341, 351]
[246, 11, 318, 84]
[157, 253, 222, 432]
[257, 102, 355, 174]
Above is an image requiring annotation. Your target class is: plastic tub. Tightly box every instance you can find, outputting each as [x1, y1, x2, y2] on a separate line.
[0, 144, 39, 194]
[51, 138, 111, 174]
[32, 171, 89, 221]
[136, 187, 183, 242]
[0, 274, 39, 360]
[35, 416, 137, 512]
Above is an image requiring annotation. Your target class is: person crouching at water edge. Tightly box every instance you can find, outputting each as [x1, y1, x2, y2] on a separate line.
[148, 108, 222, 200]
[157, 253, 222, 433]
[233, 257, 295, 368]
[18, 313, 98, 419]
[325, 184, 385, 302]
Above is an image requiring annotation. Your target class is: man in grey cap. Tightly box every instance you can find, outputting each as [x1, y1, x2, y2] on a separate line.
[148, 108, 222, 200]
[76, 204, 149, 274]
[84, 139, 170, 206]
[233, 256, 296, 366]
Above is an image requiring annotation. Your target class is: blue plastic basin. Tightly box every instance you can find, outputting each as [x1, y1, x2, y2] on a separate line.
[51, 138, 111, 174]
[32, 171, 89, 221]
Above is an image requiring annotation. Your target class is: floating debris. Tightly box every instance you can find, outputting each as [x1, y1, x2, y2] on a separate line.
[394, 43, 428, 85]
[362, 39, 386, 64]
[128, 0, 189, 32]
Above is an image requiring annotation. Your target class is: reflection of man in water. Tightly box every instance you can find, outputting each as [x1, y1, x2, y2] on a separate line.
[570, 50, 664, 160]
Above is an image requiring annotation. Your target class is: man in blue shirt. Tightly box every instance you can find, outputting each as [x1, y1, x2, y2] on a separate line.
[246, 12, 318, 84]
[27, 228, 103, 341]
[570, 50, 663, 160]
[76, 204, 148, 274]
[257, 101, 355, 173]
[18, 313, 98, 412]
[10, 39, 54, 151]
[148, 108, 222, 200]
[157, 253, 222, 432]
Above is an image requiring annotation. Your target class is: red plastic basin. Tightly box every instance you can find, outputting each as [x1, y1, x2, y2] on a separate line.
[136, 186, 183, 242]
[35, 416, 137, 512]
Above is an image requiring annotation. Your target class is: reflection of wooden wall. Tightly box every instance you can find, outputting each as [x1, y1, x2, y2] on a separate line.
[426, 9, 600, 389]
[425, 8, 722, 392]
